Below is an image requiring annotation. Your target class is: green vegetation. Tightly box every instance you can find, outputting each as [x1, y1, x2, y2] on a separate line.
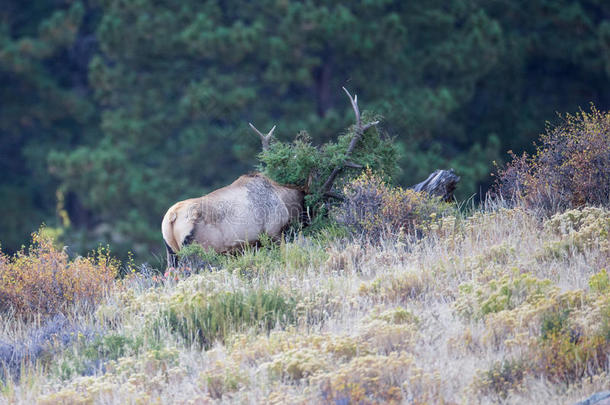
[165, 288, 298, 349]
[2, 1, 610, 403]
[3, 1, 610, 260]
[56, 333, 144, 381]
[0, 202, 609, 403]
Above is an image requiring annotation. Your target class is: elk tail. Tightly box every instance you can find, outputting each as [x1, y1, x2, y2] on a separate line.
[161, 210, 180, 255]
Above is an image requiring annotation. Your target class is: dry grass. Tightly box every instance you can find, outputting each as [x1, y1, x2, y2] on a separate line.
[1, 204, 609, 404]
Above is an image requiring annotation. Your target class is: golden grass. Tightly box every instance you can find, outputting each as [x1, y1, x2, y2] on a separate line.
[1, 205, 608, 404]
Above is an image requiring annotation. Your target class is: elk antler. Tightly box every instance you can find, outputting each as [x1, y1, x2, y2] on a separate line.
[321, 87, 379, 195]
[249, 122, 276, 151]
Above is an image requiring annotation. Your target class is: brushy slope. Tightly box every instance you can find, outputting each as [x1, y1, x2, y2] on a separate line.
[1, 205, 609, 404]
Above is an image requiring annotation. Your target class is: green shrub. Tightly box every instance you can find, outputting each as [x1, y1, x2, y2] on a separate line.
[455, 272, 555, 320]
[55, 333, 143, 380]
[201, 358, 249, 399]
[222, 245, 281, 280]
[473, 359, 527, 399]
[540, 309, 572, 340]
[359, 270, 434, 302]
[258, 131, 320, 189]
[589, 269, 609, 294]
[268, 348, 329, 381]
[314, 352, 442, 404]
[82, 334, 143, 362]
[39, 347, 181, 404]
[601, 303, 610, 342]
[537, 208, 610, 260]
[534, 331, 609, 384]
[258, 113, 398, 215]
[166, 288, 298, 349]
[177, 243, 222, 270]
[222, 236, 328, 280]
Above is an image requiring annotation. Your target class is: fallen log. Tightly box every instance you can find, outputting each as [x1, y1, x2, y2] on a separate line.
[411, 169, 460, 202]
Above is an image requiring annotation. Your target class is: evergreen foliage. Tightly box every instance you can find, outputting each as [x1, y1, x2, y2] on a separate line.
[1, 0, 610, 260]
[0, 1, 95, 252]
[258, 110, 398, 215]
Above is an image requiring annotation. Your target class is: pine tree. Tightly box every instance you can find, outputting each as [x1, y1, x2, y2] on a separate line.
[0, 1, 94, 251]
[51, 0, 504, 258]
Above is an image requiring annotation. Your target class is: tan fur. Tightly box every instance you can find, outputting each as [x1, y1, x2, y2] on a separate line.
[161, 173, 304, 266]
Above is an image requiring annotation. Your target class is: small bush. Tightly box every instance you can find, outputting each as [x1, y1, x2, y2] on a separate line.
[357, 319, 417, 355]
[371, 307, 419, 325]
[334, 169, 451, 240]
[54, 333, 143, 381]
[166, 288, 298, 349]
[37, 347, 182, 404]
[258, 131, 321, 189]
[176, 243, 222, 270]
[200, 357, 249, 399]
[473, 359, 527, 399]
[314, 352, 442, 404]
[455, 271, 555, 320]
[534, 332, 609, 384]
[495, 106, 610, 211]
[221, 236, 328, 281]
[83, 333, 142, 364]
[267, 348, 329, 381]
[589, 269, 610, 294]
[540, 309, 573, 341]
[0, 229, 118, 318]
[0, 314, 95, 380]
[359, 270, 433, 302]
[469, 276, 610, 386]
[532, 292, 610, 385]
[545, 207, 610, 254]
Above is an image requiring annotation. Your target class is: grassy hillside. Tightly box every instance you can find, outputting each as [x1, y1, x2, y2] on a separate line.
[1, 203, 608, 404]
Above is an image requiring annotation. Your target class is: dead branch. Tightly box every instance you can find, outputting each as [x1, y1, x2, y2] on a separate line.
[321, 87, 379, 195]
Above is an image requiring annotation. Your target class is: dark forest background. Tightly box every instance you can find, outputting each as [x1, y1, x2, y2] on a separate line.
[2, 0, 609, 263]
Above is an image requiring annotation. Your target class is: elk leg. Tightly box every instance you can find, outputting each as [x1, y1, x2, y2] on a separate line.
[165, 242, 178, 268]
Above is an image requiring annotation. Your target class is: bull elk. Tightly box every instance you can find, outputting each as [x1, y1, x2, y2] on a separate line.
[162, 88, 460, 267]
[161, 172, 305, 268]
[161, 88, 374, 267]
